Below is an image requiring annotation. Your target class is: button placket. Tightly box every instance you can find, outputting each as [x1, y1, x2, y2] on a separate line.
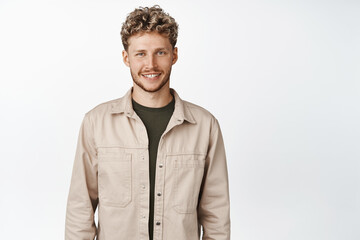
[153, 141, 166, 240]
[138, 150, 150, 239]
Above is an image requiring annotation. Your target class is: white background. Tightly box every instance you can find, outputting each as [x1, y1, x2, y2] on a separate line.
[0, 0, 359, 239]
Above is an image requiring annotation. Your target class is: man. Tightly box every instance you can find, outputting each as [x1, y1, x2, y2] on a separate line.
[65, 5, 230, 240]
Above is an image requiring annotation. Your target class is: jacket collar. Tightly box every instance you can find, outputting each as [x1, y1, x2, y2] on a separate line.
[110, 87, 196, 124]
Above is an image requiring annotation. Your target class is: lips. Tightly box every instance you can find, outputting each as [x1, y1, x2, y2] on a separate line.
[143, 73, 160, 77]
[141, 73, 161, 80]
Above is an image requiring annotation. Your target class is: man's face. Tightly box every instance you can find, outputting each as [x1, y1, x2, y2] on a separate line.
[122, 32, 178, 93]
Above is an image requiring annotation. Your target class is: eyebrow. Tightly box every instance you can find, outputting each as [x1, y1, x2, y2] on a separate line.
[134, 47, 168, 52]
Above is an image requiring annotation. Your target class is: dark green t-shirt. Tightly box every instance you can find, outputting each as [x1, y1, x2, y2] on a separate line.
[132, 97, 175, 240]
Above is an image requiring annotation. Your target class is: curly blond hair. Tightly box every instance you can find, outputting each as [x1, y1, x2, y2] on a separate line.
[121, 5, 179, 51]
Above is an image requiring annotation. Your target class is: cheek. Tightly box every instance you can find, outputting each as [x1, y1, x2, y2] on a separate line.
[129, 60, 143, 72]
[159, 59, 173, 69]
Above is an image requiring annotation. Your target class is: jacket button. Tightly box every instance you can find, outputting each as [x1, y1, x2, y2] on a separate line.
[156, 221, 161, 226]
[157, 192, 162, 196]
[159, 163, 163, 168]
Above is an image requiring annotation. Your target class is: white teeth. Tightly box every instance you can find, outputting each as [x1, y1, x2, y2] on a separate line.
[143, 74, 160, 78]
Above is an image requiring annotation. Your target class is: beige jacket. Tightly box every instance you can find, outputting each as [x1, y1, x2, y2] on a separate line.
[65, 88, 230, 240]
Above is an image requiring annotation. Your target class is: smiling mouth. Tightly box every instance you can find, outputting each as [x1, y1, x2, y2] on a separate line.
[142, 73, 161, 79]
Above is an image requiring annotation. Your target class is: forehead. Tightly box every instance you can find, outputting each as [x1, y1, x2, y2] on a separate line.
[127, 32, 172, 51]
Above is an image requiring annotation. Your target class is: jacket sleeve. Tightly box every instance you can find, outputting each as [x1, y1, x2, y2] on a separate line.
[198, 118, 231, 240]
[65, 113, 98, 240]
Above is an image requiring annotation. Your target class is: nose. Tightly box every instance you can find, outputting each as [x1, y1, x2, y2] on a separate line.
[146, 54, 157, 69]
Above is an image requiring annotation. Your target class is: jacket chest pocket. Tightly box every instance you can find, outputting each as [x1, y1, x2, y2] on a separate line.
[172, 154, 205, 214]
[98, 152, 132, 207]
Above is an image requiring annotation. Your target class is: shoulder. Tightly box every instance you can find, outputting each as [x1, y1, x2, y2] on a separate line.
[182, 100, 220, 129]
[83, 97, 122, 120]
[184, 100, 215, 118]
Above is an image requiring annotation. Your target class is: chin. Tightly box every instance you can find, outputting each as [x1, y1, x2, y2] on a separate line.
[134, 79, 169, 93]
[143, 85, 164, 93]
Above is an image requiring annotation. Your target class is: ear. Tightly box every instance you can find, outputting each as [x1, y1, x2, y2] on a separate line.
[122, 50, 130, 67]
[172, 47, 178, 65]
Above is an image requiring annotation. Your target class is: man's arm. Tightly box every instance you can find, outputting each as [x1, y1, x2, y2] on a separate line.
[198, 117, 231, 240]
[65, 113, 98, 240]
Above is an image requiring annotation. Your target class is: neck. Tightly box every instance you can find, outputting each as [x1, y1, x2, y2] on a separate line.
[132, 84, 173, 108]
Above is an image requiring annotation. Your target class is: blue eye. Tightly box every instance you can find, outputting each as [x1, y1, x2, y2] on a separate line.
[158, 51, 165, 55]
[136, 53, 145, 56]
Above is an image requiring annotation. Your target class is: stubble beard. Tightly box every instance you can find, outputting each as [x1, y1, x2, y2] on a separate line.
[131, 68, 172, 93]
